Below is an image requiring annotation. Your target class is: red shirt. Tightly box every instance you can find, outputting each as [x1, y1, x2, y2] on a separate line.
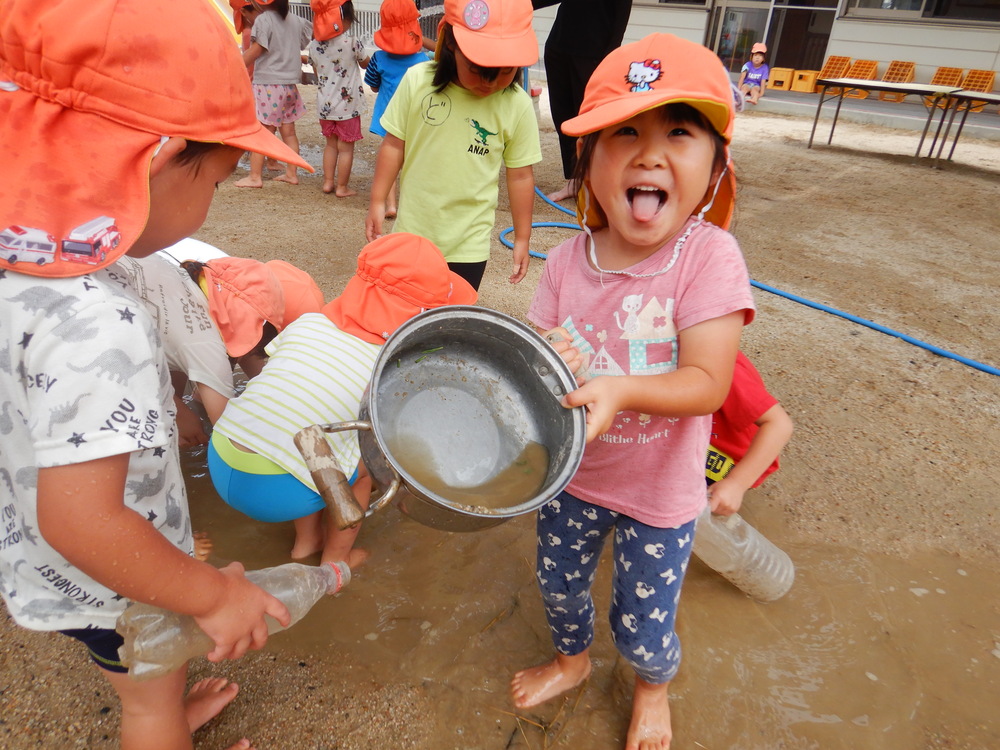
[710, 351, 780, 488]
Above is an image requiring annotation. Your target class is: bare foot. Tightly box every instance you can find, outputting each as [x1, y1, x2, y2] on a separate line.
[335, 186, 357, 198]
[385, 206, 397, 219]
[510, 652, 591, 709]
[291, 537, 323, 561]
[625, 678, 672, 750]
[233, 176, 263, 189]
[346, 547, 370, 570]
[265, 159, 282, 172]
[193, 531, 213, 562]
[184, 677, 239, 732]
[546, 182, 575, 203]
[322, 182, 336, 194]
[224, 740, 255, 750]
[273, 174, 299, 185]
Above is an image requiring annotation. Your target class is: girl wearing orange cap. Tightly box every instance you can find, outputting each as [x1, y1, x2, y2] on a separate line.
[365, 0, 542, 290]
[234, 0, 313, 188]
[738, 42, 770, 105]
[510, 34, 755, 749]
[307, 0, 371, 196]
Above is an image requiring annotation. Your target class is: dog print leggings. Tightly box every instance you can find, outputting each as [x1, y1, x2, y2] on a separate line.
[534, 490, 696, 684]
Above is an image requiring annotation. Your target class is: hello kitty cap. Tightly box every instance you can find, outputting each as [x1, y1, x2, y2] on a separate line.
[561, 33, 735, 142]
[564, 33, 737, 230]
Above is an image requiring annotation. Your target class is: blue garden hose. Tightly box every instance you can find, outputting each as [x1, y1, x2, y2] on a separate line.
[498, 187, 999, 377]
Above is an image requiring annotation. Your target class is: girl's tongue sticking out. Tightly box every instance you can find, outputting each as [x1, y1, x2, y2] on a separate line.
[628, 187, 665, 222]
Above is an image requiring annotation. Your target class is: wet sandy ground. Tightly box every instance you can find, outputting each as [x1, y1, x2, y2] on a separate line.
[2, 88, 999, 749]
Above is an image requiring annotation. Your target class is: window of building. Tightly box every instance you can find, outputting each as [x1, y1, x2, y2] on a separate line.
[846, 0, 1000, 21]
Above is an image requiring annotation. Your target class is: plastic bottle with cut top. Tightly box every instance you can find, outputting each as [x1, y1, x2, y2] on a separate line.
[116, 561, 351, 681]
[692, 505, 795, 602]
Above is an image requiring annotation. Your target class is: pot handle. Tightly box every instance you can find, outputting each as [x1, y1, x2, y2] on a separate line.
[294, 421, 402, 530]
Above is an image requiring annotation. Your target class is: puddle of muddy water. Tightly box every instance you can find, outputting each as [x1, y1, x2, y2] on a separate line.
[183, 447, 1000, 749]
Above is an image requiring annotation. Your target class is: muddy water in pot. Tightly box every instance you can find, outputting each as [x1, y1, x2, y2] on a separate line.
[386, 438, 549, 510]
[184, 446, 1000, 748]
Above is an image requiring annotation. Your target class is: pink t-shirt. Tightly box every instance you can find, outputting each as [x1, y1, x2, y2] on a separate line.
[528, 220, 755, 528]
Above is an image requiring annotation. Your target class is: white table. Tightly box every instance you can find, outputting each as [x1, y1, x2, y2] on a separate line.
[933, 89, 1000, 166]
[808, 78, 963, 160]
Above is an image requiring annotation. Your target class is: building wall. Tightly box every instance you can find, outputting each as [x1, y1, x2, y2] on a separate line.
[352, 1, 997, 85]
[827, 19, 1000, 83]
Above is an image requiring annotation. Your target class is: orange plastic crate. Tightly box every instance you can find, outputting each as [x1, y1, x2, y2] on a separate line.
[791, 70, 820, 93]
[843, 60, 879, 99]
[766, 67, 794, 91]
[877, 61, 915, 103]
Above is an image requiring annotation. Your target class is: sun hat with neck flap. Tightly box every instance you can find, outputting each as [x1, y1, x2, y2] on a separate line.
[0, 0, 313, 279]
[323, 233, 478, 346]
[562, 33, 738, 232]
[311, 0, 348, 42]
[375, 0, 423, 55]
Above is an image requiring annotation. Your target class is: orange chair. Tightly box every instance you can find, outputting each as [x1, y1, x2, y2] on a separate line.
[956, 69, 996, 113]
[816, 55, 851, 96]
[843, 59, 879, 99]
[923, 67, 964, 108]
[877, 61, 916, 103]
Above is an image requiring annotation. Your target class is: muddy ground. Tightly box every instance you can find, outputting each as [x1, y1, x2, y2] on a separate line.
[2, 87, 998, 750]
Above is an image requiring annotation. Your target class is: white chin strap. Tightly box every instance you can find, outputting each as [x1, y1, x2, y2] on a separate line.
[583, 154, 730, 282]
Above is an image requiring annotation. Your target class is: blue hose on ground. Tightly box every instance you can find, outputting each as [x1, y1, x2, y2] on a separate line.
[498, 188, 999, 378]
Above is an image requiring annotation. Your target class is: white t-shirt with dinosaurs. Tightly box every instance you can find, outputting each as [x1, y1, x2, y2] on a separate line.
[0, 266, 191, 631]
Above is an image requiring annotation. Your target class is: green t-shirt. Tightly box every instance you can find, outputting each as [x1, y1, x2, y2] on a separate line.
[382, 62, 542, 264]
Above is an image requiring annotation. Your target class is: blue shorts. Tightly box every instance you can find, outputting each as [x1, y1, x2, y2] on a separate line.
[60, 627, 127, 673]
[207, 431, 357, 523]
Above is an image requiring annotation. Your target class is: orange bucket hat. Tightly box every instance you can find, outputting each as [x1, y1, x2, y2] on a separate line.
[323, 233, 478, 345]
[751, 42, 767, 55]
[441, 0, 537, 68]
[230, 0, 254, 33]
[311, 0, 347, 41]
[200, 257, 286, 358]
[562, 33, 737, 231]
[0, 0, 313, 279]
[375, 0, 423, 55]
[265, 259, 326, 327]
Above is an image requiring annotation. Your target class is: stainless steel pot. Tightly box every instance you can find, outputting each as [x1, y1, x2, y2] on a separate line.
[296, 306, 586, 532]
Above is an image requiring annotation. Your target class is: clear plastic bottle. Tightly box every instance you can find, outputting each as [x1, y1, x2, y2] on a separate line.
[116, 561, 351, 681]
[692, 505, 795, 602]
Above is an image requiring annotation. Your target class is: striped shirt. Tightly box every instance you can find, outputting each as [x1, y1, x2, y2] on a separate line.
[214, 313, 380, 487]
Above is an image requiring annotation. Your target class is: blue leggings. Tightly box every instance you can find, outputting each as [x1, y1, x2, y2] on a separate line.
[534, 491, 696, 684]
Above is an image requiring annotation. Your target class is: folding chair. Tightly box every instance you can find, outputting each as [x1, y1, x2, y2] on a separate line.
[923, 67, 964, 108]
[956, 69, 996, 113]
[843, 60, 879, 99]
[877, 61, 916, 102]
[816, 55, 851, 96]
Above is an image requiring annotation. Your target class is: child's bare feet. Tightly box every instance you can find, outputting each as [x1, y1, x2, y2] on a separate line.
[273, 173, 299, 185]
[193, 531, 213, 562]
[625, 678, 672, 750]
[233, 176, 263, 188]
[265, 158, 281, 172]
[322, 182, 336, 194]
[385, 206, 397, 219]
[184, 677, 240, 732]
[224, 740, 255, 750]
[546, 181, 575, 203]
[510, 652, 591, 709]
[334, 186, 357, 198]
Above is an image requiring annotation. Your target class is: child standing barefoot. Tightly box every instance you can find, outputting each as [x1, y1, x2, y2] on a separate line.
[510, 34, 756, 749]
[365, 0, 541, 290]
[307, 0, 370, 196]
[0, 0, 314, 747]
[234, 0, 312, 187]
